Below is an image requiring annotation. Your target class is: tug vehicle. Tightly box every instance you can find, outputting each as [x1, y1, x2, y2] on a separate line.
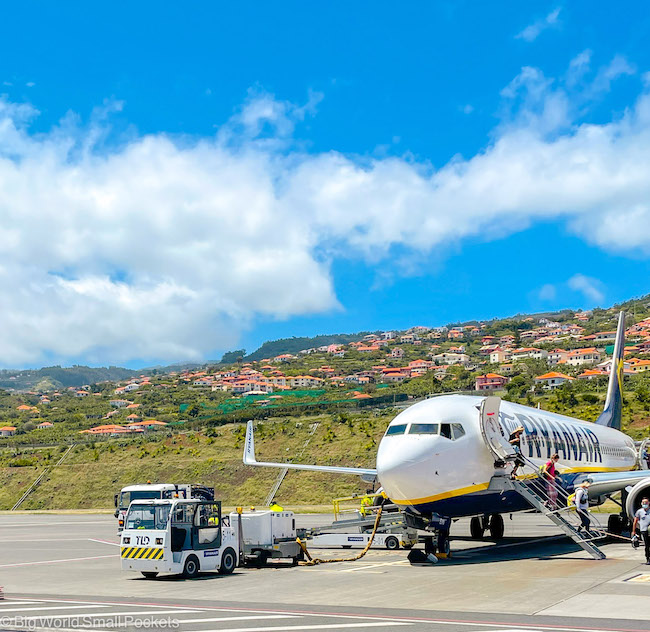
[120, 498, 238, 578]
[114, 483, 214, 532]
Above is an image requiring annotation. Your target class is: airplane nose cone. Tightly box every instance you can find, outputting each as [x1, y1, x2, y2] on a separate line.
[377, 436, 442, 502]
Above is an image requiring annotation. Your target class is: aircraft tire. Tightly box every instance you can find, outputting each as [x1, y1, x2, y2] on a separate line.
[489, 514, 504, 540]
[470, 516, 484, 540]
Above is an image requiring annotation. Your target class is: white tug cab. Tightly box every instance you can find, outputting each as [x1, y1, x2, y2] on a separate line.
[120, 498, 238, 578]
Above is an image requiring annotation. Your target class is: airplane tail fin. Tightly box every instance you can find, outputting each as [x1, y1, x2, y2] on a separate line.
[596, 311, 626, 430]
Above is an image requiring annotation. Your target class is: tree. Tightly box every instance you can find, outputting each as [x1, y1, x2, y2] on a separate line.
[220, 349, 246, 364]
[187, 404, 201, 418]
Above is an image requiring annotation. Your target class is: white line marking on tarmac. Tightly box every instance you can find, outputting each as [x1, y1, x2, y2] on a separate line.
[8, 598, 199, 610]
[4, 599, 632, 632]
[173, 624, 412, 631]
[0, 554, 117, 568]
[0, 605, 109, 612]
[173, 615, 299, 623]
[6, 610, 202, 621]
[0, 538, 85, 542]
[340, 561, 410, 572]
[88, 538, 120, 547]
[0, 601, 45, 606]
[0, 520, 108, 528]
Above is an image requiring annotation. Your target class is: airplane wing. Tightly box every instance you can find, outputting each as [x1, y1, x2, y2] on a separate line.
[243, 420, 377, 480]
[584, 470, 650, 496]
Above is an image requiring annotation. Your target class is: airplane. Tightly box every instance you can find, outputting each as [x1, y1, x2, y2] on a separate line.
[244, 311, 650, 556]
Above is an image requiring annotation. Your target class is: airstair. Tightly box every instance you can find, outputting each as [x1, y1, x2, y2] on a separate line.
[479, 397, 606, 560]
[489, 468, 606, 559]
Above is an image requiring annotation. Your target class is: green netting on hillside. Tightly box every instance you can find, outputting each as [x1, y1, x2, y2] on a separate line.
[178, 388, 406, 420]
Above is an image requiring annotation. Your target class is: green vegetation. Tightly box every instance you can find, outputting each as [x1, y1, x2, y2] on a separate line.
[3, 294, 650, 511]
[0, 412, 388, 510]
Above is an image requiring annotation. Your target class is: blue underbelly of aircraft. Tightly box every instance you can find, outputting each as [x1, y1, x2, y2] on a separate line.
[411, 489, 533, 518]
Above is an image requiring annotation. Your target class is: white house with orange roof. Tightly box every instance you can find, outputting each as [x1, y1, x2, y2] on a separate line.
[381, 368, 409, 383]
[489, 348, 511, 364]
[565, 347, 601, 366]
[511, 347, 549, 361]
[37, 421, 54, 429]
[534, 371, 574, 389]
[626, 358, 650, 374]
[577, 368, 608, 380]
[547, 349, 570, 365]
[288, 376, 324, 388]
[0, 426, 17, 436]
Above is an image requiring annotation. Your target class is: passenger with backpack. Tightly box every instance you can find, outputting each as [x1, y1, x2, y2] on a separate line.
[574, 481, 591, 536]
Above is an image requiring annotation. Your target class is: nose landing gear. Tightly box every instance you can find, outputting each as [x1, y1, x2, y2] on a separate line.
[404, 511, 452, 564]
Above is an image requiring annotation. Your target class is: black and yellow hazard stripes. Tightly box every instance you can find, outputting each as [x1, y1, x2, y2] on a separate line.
[121, 546, 164, 560]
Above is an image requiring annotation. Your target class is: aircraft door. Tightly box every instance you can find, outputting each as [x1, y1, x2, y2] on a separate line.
[479, 397, 516, 460]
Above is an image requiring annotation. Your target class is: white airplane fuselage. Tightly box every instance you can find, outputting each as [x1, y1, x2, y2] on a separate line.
[376, 394, 637, 518]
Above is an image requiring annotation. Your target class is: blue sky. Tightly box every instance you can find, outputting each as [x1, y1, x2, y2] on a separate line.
[1, 2, 650, 367]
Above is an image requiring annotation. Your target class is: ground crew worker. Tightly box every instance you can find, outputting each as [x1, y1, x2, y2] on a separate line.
[632, 497, 650, 565]
[508, 426, 525, 479]
[575, 481, 591, 535]
[360, 491, 374, 516]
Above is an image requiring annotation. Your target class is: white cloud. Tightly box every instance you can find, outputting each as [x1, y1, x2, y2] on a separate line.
[516, 8, 561, 42]
[590, 54, 635, 95]
[568, 274, 605, 304]
[566, 49, 592, 87]
[0, 54, 648, 366]
[538, 284, 557, 301]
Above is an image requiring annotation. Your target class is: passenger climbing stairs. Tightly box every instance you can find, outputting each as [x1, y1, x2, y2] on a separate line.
[479, 397, 606, 560]
[490, 468, 607, 560]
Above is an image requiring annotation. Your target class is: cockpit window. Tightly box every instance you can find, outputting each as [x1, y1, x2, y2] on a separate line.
[440, 424, 452, 440]
[408, 423, 439, 435]
[385, 424, 407, 436]
[451, 423, 466, 440]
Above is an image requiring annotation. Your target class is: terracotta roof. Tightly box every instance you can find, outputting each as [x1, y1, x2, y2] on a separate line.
[535, 372, 573, 380]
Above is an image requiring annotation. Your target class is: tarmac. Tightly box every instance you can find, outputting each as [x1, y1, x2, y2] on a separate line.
[1, 511, 650, 632]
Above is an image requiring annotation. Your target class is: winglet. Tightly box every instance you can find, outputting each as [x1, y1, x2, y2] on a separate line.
[243, 420, 257, 465]
[596, 311, 625, 430]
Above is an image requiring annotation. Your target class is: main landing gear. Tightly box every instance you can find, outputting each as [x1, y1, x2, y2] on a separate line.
[470, 514, 504, 540]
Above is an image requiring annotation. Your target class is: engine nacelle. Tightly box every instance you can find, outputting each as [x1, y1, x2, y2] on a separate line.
[625, 479, 650, 519]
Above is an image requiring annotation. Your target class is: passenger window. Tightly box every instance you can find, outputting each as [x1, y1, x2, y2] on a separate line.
[408, 423, 439, 435]
[451, 423, 466, 440]
[385, 424, 407, 436]
[440, 424, 452, 440]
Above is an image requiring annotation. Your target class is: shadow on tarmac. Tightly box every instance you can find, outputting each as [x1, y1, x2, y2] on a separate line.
[433, 534, 601, 566]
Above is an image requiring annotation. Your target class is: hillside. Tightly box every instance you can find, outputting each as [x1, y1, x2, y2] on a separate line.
[0, 366, 139, 392]
[0, 412, 385, 510]
[244, 333, 375, 361]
